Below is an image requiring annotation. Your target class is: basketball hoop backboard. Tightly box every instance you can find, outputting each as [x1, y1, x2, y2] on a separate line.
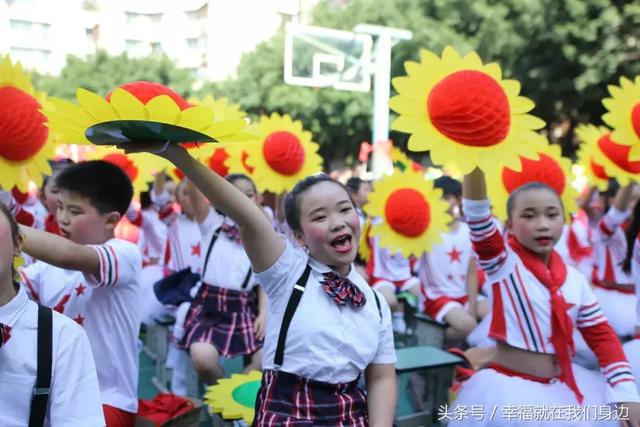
[284, 23, 372, 92]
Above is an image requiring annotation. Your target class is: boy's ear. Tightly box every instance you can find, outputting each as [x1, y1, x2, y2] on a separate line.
[105, 211, 122, 230]
[293, 229, 305, 247]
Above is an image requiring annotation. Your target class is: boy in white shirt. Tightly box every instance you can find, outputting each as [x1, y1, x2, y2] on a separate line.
[0, 200, 104, 426]
[18, 160, 142, 427]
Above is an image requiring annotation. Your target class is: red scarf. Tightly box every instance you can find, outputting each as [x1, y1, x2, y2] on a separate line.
[507, 235, 584, 404]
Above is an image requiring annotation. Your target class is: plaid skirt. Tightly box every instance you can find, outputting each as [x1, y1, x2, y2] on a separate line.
[253, 369, 369, 427]
[181, 283, 262, 357]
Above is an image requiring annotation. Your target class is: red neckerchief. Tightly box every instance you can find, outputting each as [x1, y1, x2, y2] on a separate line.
[45, 214, 61, 236]
[0, 323, 11, 348]
[507, 235, 584, 404]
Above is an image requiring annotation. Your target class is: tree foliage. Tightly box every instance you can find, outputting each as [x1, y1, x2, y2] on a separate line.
[32, 50, 195, 99]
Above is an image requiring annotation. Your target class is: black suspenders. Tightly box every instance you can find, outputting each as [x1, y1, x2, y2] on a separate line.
[272, 265, 383, 369]
[273, 265, 311, 368]
[29, 305, 52, 427]
[202, 225, 253, 289]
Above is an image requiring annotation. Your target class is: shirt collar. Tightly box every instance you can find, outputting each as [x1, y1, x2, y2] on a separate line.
[308, 256, 355, 279]
[0, 286, 28, 324]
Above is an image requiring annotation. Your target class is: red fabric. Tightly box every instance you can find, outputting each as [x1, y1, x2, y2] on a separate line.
[0, 322, 11, 348]
[469, 218, 505, 260]
[489, 282, 507, 341]
[488, 362, 555, 384]
[136, 394, 195, 427]
[321, 272, 367, 308]
[579, 321, 629, 368]
[424, 294, 468, 320]
[15, 207, 34, 227]
[567, 226, 592, 262]
[103, 404, 135, 427]
[507, 235, 583, 403]
[45, 214, 61, 235]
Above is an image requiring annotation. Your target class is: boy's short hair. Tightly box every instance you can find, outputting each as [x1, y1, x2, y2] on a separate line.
[55, 160, 133, 216]
[434, 176, 462, 198]
[345, 177, 366, 194]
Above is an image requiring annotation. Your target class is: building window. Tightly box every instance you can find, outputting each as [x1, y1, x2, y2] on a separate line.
[10, 19, 32, 30]
[125, 11, 162, 25]
[151, 42, 163, 54]
[125, 39, 142, 49]
[186, 38, 200, 49]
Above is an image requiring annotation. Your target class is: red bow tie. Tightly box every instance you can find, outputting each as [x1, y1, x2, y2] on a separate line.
[321, 272, 367, 308]
[0, 323, 11, 348]
[221, 223, 241, 243]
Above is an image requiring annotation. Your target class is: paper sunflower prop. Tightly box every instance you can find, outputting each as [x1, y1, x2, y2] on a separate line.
[88, 146, 172, 193]
[602, 75, 640, 159]
[389, 46, 545, 173]
[487, 141, 578, 221]
[205, 371, 261, 423]
[241, 113, 322, 193]
[0, 56, 55, 191]
[47, 81, 245, 146]
[575, 124, 611, 191]
[364, 170, 451, 257]
[576, 124, 640, 186]
[358, 218, 372, 262]
[391, 147, 422, 173]
[225, 143, 256, 176]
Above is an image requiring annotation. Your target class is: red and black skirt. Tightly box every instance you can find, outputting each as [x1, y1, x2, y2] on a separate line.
[253, 369, 369, 426]
[181, 283, 262, 357]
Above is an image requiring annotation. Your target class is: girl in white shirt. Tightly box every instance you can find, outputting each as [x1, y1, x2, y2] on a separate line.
[0, 200, 104, 427]
[124, 142, 397, 427]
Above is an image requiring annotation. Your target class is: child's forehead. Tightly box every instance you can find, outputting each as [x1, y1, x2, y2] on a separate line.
[514, 188, 562, 209]
[300, 181, 350, 208]
[58, 189, 95, 207]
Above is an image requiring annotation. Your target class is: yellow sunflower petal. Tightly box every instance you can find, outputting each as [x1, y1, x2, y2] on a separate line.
[109, 88, 147, 120]
[76, 88, 119, 122]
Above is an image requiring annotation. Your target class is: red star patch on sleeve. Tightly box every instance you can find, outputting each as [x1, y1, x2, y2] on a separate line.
[191, 243, 201, 257]
[73, 314, 85, 326]
[447, 247, 462, 263]
[75, 283, 87, 296]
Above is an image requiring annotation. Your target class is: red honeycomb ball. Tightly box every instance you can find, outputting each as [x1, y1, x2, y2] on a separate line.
[428, 70, 510, 147]
[631, 103, 640, 140]
[102, 153, 138, 182]
[106, 81, 190, 110]
[502, 153, 565, 196]
[590, 159, 609, 180]
[597, 133, 640, 174]
[384, 188, 431, 237]
[0, 86, 48, 161]
[263, 131, 305, 176]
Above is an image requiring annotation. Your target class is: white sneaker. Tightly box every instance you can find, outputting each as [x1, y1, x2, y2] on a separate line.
[392, 315, 407, 334]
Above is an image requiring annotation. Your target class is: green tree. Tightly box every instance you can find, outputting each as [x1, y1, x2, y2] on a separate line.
[205, 0, 640, 163]
[32, 50, 196, 99]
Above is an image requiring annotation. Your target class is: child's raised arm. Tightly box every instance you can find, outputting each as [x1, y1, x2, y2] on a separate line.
[463, 167, 487, 201]
[136, 144, 284, 273]
[613, 183, 636, 212]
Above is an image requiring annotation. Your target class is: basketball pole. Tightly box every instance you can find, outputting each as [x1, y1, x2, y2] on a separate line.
[354, 25, 412, 178]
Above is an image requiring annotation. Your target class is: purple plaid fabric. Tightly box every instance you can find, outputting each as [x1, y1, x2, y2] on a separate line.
[321, 272, 367, 308]
[253, 369, 369, 426]
[181, 284, 262, 357]
[0, 323, 10, 348]
[221, 223, 241, 242]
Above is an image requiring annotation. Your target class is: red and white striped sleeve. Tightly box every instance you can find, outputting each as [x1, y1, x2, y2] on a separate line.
[578, 281, 640, 403]
[85, 239, 142, 289]
[597, 207, 629, 240]
[463, 199, 508, 276]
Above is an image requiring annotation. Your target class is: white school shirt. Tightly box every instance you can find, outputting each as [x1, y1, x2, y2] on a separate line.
[367, 235, 413, 281]
[166, 214, 202, 273]
[256, 239, 396, 383]
[592, 207, 633, 285]
[465, 199, 639, 403]
[199, 208, 257, 291]
[20, 261, 92, 325]
[0, 287, 105, 427]
[418, 223, 473, 299]
[138, 209, 168, 264]
[631, 236, 640, 328]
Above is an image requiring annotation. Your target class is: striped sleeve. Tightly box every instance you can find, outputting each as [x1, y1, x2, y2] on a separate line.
[19, 264, 41, 303]
[576, 301, 606, 328]
[580, 321, 640, 402]
[86, 240, 141, 289]
[463, 199, 507, 276]
[598, 208, 629, 239]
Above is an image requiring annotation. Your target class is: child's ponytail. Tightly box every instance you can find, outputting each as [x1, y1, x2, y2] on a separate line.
[621, 198, 640, 273]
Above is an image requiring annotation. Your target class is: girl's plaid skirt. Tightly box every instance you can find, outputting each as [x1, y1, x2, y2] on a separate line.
[181, 283, 262, 357]
[253, 369, 369, 426]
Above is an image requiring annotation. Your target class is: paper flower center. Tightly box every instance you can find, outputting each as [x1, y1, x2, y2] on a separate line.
[632, 103, 640, 139]
[384, 188, 430, 237]
[502, 153, 565, 196]
[208, 148, 229, 177]
[427, 70, 510, 147]
[590, 159, 609, 180]
[241, 151, 254, 174]
[107, 81, 190, 109]
[598, 133, 640, 173]
[263, 131, 305, 175]
[0, 86, 48, 162]
[102, 153, 139, 182]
